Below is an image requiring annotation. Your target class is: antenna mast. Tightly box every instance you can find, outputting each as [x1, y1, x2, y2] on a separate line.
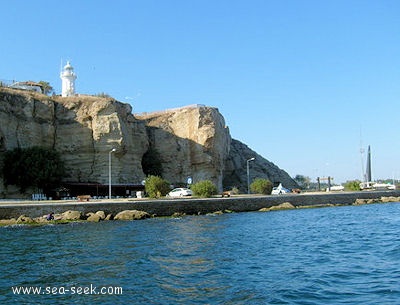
[359, 129, 365, 182]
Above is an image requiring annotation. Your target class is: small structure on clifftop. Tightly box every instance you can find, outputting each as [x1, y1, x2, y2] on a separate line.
[8, 81, 44, 93]
[60, 61, 77, 97]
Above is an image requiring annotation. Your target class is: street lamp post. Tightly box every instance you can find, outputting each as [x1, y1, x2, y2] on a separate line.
[109, 148, 116, 199]
[247, 157, 255, 194]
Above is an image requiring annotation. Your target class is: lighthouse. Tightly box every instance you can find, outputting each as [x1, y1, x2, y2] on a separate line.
[60, 61, 77, 97]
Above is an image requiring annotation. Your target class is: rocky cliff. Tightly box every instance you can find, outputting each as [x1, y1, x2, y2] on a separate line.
[0, 88, 297, 196]
[224, 139, 299, 191]
[0, 88, 148, 186]
[137, 105, 231, 190]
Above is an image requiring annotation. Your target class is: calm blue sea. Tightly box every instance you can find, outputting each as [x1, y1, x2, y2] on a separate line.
[1, 202, 400, 304]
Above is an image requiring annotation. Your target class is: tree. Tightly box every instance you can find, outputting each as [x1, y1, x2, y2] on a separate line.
[95, 92, 112, 98]
[344, 180, 361, 191]
[144, 175, 170, 198]
[2, 147, 65, 192]
[294, 174, 311, 189]
[38, 81, 54, 95]
[191, 180, 217, 198]
[250, 178, 273, 195]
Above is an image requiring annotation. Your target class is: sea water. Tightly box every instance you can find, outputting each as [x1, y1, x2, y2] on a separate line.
[1, 202, 400, 304]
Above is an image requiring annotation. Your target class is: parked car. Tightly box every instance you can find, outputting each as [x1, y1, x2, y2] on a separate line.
[326, 185, 345, 192]
[167, 188, 193, 197]
[271, 183, 291, 195]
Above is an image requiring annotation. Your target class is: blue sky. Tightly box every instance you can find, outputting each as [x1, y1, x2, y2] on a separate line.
[1, 0, 399, 183]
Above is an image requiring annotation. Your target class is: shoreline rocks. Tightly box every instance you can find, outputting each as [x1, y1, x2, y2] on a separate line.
[353, 196, 400, 205]
[60, 210, 82, 221]
[259, 202, 296, 212]
[1, 193, 400, 226]
[114, 210, 150, 220]
[0, 209, 150, 226]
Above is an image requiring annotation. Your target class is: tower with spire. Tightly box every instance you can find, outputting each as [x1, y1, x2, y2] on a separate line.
[60, 61, 77, 97]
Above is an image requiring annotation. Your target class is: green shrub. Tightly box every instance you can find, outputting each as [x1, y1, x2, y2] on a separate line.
[344, 180, 361, 191]
[250, 178, 273, 194]
[38, 81, 54, 95]
[191, 180, 217, 198]
[144, 175, 170, 198]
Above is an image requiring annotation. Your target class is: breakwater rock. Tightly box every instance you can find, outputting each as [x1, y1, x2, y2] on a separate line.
[114, 210, 150, 220]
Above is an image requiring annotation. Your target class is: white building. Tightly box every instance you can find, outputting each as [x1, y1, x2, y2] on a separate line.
[60, 61, 77, 97]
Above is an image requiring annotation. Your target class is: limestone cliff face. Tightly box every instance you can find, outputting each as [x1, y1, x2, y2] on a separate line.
[0, 89, 56, 149]
[53, 95, 148, 183]
[137, 105, 231, 191]
[0, 88, 297, 196]
[223, 139, 299, 192]
[0, 88, 148, 187]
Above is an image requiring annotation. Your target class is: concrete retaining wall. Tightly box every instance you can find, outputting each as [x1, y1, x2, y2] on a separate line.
[0, 190, 399, 219]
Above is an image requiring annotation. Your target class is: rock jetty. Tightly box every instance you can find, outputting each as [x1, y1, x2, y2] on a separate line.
[0, 209, 147, 226]
[0, 192, 399, 226]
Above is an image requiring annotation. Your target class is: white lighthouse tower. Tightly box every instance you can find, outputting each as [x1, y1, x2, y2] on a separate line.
[60, 61, 77, 97]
